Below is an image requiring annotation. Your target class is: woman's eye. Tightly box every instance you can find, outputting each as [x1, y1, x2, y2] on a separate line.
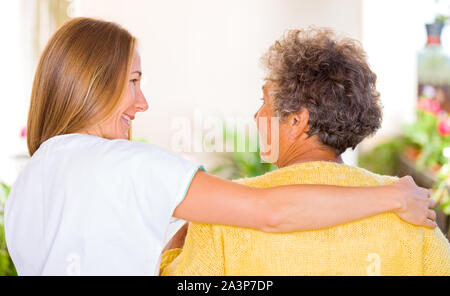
[130, 79, 138, 84]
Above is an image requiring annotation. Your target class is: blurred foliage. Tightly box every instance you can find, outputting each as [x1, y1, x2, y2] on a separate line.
[434, 162, 450, 214]
[435, 14, 449, 23]
[132, 137, 149, 143]
[210, 150, 276, 180]
[132, 125, 275, 180]
[360, 98, 450, 215]
[404, 100, 450, 214]
[0, 183, 17, 276]
[358, 138, 408, 176]
[403, 109, 445, 169]
[208, 126, 276, 180]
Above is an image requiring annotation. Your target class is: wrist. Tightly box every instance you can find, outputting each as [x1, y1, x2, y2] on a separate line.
[382, 184, 404, 213]
[369, 185, 403, 214]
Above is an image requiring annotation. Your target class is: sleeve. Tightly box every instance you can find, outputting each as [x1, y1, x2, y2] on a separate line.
[160, 222, 225, 276]
[146, 148, 205, 214]
[422, 228, 450, 276]
[130, 143, 205, 225]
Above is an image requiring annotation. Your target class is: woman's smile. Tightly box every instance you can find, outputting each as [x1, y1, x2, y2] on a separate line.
[91, 50, 147, 140]
[121, 113, 133, 128]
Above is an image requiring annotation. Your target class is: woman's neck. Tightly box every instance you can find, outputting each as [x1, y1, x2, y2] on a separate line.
[275, 140, 342, 168]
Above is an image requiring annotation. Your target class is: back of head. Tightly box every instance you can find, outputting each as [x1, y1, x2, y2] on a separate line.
[27, 17, 136, 156]
[261, 28, 382, 155]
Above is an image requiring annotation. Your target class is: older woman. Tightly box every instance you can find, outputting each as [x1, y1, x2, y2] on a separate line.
[160, 28, 450, 276]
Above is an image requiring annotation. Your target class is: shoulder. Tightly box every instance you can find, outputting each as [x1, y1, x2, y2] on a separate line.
[349, 166, 399, 185]
[83, 138, 187, 169]
[48, 133, 177, 160]
[36, 134, 200, 181]
[98, 138, 168, 158]
[233, 161, 399, 188]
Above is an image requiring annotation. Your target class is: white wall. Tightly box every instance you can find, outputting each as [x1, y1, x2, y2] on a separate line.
[73, 0, 362, 167]
[72, 0, 363, 239]
[4, 0, 441, 183]
[0, 1, 35, 184]
[2, 0, 446, 240]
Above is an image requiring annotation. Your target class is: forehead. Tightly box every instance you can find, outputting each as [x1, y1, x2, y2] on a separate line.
[131, 50, 141, 72]
[262, 81, 274, 95]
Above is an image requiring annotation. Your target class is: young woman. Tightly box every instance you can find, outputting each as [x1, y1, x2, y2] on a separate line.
[5, 18, 435, 275]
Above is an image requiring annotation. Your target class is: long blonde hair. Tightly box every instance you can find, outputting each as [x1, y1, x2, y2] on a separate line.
[27, 17, 136, 156]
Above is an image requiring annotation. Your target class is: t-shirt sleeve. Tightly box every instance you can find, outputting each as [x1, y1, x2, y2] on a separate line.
[152, 151, 205, 215]
[127, 143, 204, 230]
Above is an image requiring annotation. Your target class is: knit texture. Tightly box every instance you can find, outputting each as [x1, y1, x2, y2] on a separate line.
[160, 161, 450, 276]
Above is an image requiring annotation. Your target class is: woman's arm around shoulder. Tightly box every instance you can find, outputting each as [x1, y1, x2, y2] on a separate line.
[173, 171, 436, 233]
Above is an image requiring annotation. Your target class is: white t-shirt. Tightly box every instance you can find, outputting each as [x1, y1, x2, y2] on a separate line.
[5, 134, 203, 275]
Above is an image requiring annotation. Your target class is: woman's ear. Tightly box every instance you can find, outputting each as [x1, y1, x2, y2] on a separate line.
[289, 108, 309, 140]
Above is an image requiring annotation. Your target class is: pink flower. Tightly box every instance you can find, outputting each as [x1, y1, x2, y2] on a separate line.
[418, 98, 441, 116]
[20, 127, 27, 139]
[438, 117, 450, 136]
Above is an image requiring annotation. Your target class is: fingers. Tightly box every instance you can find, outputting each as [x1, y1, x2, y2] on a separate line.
[399, 175, 415, 185]
[428, 198, 437, 209]
[422, 218, 438, 229]
[427, 209, 437, 222]
[417, 187, 431, 199]
[418, 187, 431, 197]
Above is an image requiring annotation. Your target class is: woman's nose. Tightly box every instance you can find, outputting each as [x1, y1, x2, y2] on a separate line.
[136, 92, 149, 112]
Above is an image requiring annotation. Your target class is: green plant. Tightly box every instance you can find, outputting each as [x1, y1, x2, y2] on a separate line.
[435, 14, 449, 24]
[403, 108, 444, 169]
[402, 99, 450, 214]
[0, 183, 17, 276]
[208, 127, 276, 180]
[433, 163, 450, 214]
[211, 150, 276, 180]
[358, 138, 408, 176]
[132, 137, 149, 143]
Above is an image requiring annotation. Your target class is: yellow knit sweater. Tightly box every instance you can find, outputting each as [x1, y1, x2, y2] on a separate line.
[160, 161, 450, 276]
